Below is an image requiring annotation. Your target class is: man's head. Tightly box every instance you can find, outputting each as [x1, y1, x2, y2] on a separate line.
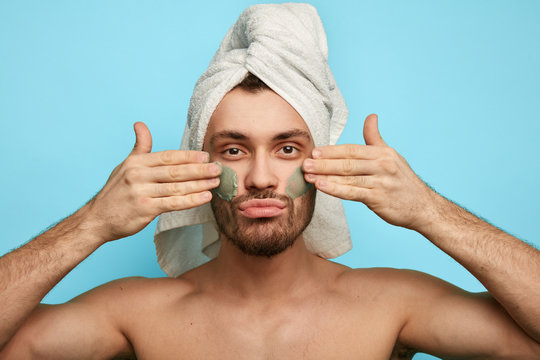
[203, 73, 316, 257]
[154, 4, 351, 277]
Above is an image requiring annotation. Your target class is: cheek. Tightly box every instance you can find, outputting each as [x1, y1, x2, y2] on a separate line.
[225, 164, 248, 195]
[213, 164, 238, 201]
[286, 166, 313, 199]
[231, 161, 309, 196]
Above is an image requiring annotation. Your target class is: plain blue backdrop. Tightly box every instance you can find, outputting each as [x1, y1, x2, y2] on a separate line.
[1, 1, 539, 359]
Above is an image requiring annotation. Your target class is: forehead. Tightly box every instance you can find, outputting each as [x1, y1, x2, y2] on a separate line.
[204, 88, 312, 142]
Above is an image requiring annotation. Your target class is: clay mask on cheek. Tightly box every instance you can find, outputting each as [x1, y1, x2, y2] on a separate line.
[213, 162, 238, 201]
[286, 166, 313, 199]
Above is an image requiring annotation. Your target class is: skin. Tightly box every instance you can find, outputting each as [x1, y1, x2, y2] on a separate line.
[0, 88, 539, 359]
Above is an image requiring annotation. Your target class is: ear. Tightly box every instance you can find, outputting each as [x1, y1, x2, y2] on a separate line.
[363, 114, 387, 146]
[131, 122, 153, 154]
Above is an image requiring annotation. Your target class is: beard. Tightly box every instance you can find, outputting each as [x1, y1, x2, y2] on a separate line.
[211, 186, 316, 258]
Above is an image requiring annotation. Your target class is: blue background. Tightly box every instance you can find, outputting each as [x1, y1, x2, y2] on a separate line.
[1, 1, 539, 358]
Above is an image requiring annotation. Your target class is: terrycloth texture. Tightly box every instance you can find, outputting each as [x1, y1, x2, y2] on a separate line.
[154, 3, 352, 277]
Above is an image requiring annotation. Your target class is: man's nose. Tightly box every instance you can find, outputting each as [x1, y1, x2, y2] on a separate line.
[244, 152, 279, 191]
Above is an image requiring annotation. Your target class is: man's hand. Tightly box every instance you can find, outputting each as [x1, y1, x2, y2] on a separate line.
[85, 122, 221, 242]
[304, 114, 540, 347]
[0, 122, 222, 353]
[302, 114, 437, 231]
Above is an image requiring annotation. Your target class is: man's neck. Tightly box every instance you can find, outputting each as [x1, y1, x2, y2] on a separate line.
[207, 235, 320, 301]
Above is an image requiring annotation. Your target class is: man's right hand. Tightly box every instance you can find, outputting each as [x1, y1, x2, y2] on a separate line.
[85, 122, 221, 242]
[0, 122, 220, 355]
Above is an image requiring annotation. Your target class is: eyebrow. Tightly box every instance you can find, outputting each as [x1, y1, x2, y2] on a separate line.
[209, 131, 248, 148]
[272, 129, 312, 142]
[209, 128, 311, 148]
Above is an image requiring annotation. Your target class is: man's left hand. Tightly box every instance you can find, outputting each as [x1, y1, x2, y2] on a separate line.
[302, 114, 439, 231]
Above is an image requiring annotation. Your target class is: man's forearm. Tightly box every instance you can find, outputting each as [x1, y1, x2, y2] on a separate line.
[417, 193, 540, 342]
[0, 204, 105, 349]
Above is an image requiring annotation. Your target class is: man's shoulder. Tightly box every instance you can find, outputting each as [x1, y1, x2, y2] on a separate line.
[336, 267, 460, 302]
[72, 276, 197, 310]
[340, 266, 450, 283]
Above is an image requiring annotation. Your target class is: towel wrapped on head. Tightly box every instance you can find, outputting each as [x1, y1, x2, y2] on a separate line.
[154, 3, 352, 277]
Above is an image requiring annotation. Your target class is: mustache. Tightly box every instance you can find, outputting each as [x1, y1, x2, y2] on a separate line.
[230, 189, 291, 209]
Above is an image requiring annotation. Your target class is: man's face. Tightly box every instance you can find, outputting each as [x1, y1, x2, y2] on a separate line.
[203, 87, 316, 257]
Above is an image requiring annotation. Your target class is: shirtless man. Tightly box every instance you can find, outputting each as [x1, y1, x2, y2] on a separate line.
[0, 70, 539, 358]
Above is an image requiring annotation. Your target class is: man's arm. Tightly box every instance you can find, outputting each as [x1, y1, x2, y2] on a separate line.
[399, 271, 540, 358]
[416, 192, 540, 342]
[303, 114, 540, 353]
[0, 280, 137, 359]
[0, 122, 220, 355]
[0, 205, 106, 352]
[355, 268, 540, 358]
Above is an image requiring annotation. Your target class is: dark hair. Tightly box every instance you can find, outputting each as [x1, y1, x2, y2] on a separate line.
[234, 72, 271, 93]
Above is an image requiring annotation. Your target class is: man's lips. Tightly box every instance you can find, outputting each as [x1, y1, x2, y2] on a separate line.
[238, 198, 287, 218]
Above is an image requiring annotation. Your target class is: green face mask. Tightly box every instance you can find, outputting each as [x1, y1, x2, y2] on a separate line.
[286, 166, 313, 199]
[212, 162, 238, 202]
[212, 164, 312, 201]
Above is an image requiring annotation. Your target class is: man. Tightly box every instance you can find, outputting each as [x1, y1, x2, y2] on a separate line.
[1, 71, 539, 359]
[1, 5, 540, 360]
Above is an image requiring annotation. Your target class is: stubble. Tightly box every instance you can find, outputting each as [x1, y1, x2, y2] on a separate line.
[211, 187, 316, 257]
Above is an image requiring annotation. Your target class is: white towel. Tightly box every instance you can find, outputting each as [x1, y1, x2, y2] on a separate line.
[154, 3, 352, 277]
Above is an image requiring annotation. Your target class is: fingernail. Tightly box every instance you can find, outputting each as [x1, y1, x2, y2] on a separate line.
[201, 152, 210, 163]
[209, 163, 221, 175]
[213, 161, 223, 174]
[305, 174, 315, 182]
[201, 191, 212, 201]
[304, 159, 314, 171]
[210, 177, 220, 186]
[312, 149, 321, 158]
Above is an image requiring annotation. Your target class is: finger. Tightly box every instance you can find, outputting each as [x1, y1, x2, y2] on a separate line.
[363, 114, 387, 146]
[154, 191, 212, 212]
[131, 122, 153, 154]
[151, 178, 220, 198]
[314, 179, 373, 203]
[149, 162, 222, 183]
[311, 144, 383, 160]
[137, 150, 209, 167]
[303, 158, 380, 176]
[305, 174, 376, 189]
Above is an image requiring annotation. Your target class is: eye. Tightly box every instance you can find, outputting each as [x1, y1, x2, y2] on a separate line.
[278, 145, 298, 156]
[224, 147, 244, 156]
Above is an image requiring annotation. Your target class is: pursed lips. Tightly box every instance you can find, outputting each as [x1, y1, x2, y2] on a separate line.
[238, 198, 287, 218]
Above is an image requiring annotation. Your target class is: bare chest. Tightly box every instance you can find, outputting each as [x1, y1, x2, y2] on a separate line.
[126, 296, 406, 360]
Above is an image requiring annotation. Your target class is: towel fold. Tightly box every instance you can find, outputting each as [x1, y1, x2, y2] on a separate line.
[154, 3, 352, 277]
